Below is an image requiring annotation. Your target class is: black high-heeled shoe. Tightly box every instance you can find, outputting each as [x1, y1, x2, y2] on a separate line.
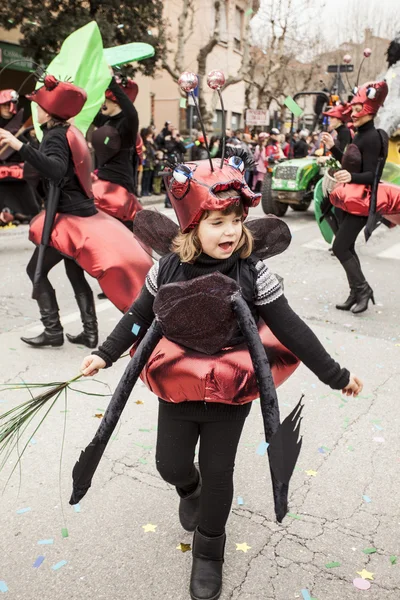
[352, 284, 375, 314]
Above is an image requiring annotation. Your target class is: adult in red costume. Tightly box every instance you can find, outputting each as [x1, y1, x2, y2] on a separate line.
[0, 74, 152, 348]
[77, 68, 361, 598]
[91, 75, 142, 226]
[0, 89, 41, 224]
[321, 81, 389, 313]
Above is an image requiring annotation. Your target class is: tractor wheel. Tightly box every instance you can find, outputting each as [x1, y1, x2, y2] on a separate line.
[261, 175, 288, 217]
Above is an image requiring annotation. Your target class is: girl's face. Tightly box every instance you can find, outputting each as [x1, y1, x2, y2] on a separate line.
[37, 105, 51, 125]
[197, 209, 243, 259]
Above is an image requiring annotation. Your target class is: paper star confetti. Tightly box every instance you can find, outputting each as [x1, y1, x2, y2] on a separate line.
[135, 400, 144, 405]
[362, 547, 377, 554]
[357, 569, 374, 580]
[142, 523, 157, 533]
[390, 555, 397, 565]
[305, 470, 318, 477]
[176, 543, 191, 553]
[236, 542, 251, 553]
[94, 413, 104, 419]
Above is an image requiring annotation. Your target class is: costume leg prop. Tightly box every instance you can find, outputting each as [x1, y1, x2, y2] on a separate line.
[69, 320, 163, 505]
[232, 295, 303, 522]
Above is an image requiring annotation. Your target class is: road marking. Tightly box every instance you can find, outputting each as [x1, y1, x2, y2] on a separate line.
[377, 243, 400, 260]
[288, 222, 315, 233]
[26, 300, 115, 333]
[302, 237, 330, 251]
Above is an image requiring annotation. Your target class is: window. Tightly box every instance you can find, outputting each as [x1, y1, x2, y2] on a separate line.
[214, 109, 228, 133]
[234, 6, 244, 51]
[212, 1, 228, 44]
[231, 112, 241, 130]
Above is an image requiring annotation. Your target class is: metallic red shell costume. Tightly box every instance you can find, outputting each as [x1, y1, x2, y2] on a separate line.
[29, 210, 152, 312]
[330, 181, 400, 221]
[92, 176, 143, 221]
[131, 323, 299, 403]
[66, 125, 93, 197]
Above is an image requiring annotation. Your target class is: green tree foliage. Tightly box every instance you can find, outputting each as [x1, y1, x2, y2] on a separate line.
[0, 0, 165, 76]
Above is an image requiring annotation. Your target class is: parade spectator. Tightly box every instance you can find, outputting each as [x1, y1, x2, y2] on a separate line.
[293, 129, 310, 158]
[141, 128, 157, 197]
[192, 133, 209, 160]
[252, 132, 268, 192]
[265, 128, 282, 162]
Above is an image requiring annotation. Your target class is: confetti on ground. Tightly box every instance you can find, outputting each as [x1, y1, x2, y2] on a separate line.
[347, 446, 354, 451]
[353, 578, 371, 590]
[138, 458, 148, 465]
[38, 539, 54, 545]
[0, 581, 8, 593]
[256, 441, 269, 456]
[135, 400, 144, 405]
[16, 507, 31, 514]
[94, 413, 103, 419]
[51, 560, 67, 571]
[73, 504, 81, 513]
[142, 523, 157, 533]
[287, 513, 302, 519]
[30, 438, 37, 445]
[390, 555, 397, 565]
[373, 437, 385, 443]
[237, 496, 244, 506]
[357, 569, 374, 580]
[362, 548, 377, 554]
[325, 561, 341, 568]
[139, 428, 151, 432]
[236, 542, 251, 553]
[363, 495, 372, 503]
[318, 447, 325, 454]
[33, 556, 45, 568]
[61, 528, 69, 538]
[301, 590, 311, 600]
[373, 424, 383, 431]
[176, 543, 191, 552]
[305, 470, 317, 477]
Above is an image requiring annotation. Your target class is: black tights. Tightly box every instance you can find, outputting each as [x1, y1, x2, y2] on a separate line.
[27, 246, 91, 296]
[156, 401, 251, 537]
[332, 210, 368, 263]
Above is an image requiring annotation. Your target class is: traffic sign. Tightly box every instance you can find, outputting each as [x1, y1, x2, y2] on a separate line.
[327, 64, 354, 73]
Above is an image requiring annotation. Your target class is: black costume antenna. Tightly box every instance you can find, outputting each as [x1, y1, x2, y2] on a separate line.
[355, 48, 372, 90]
[0, 59, 41, 84]
[178, 72, 214, 172]
[206, 70, 227, 168]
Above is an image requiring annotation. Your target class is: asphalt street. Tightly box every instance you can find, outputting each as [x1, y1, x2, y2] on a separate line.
[1, 199, 400, 600]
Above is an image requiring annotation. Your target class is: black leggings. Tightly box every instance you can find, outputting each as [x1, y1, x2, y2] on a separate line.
[332, 210, 368, 263]
[27, 246, 91, 296]
[156, 401, 251, 537]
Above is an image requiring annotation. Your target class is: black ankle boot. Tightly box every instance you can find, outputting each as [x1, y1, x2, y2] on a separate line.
[66, 292, 98, 349]
[352, 283, 375, 314]
[177, 468, 202, 532]
[21, 290, 64, 347]
[190, 528, 225, 600]
[336, 256, 372, 313]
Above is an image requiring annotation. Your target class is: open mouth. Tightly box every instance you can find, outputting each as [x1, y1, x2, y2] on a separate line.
[218, 241, 235, 252]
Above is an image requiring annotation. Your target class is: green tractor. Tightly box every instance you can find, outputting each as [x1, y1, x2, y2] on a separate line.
[261, 156, 322, 216]
[261, 91, 330, 217]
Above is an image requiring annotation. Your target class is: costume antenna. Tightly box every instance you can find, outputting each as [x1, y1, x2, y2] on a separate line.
[355, 48, 372, 90]
[178, 72, 214, 172]
[0, 59, 41, 84]
[207, 70, 226, 168]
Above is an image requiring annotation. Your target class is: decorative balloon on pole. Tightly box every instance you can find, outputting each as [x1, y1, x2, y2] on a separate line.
[206, 70, 226, 168]
[178, 71, 214, 172]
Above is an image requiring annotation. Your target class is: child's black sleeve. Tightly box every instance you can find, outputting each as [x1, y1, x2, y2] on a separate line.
[257, 295, 350, 389]
[92, 285, 155, 367]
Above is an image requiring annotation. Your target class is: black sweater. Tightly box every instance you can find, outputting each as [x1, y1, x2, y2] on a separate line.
[335, 124, 352, 153]
[94, 254, 350, 392]
[331, 120, 387, 185]
[93, 78, 139, 193]
[20, 125, 96, 216]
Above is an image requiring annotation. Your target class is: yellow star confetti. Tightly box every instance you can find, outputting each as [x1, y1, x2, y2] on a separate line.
[357, 569, 374, 580]
[236, 542, 251, 553]
[135, 400, 144, 405]
[176, 543, 191, 552]
[305, 470, 318, 477]
[94, 413, 104, 419]
[142, 523, 157, 533]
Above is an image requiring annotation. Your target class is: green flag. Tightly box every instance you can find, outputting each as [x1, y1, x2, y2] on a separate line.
[284, 96, 303, 117]
[32, 22, 111, 140]
[104, 42, 155, 67]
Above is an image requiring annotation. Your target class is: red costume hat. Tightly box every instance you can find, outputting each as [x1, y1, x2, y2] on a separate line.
[26, 75, 87, 120]
[323, 102, 352, 123]
[105, 78, 138, 104]
[350, 81, 388, 119]
[0, 89, 19, 115]
[166, 155, 261, 233]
